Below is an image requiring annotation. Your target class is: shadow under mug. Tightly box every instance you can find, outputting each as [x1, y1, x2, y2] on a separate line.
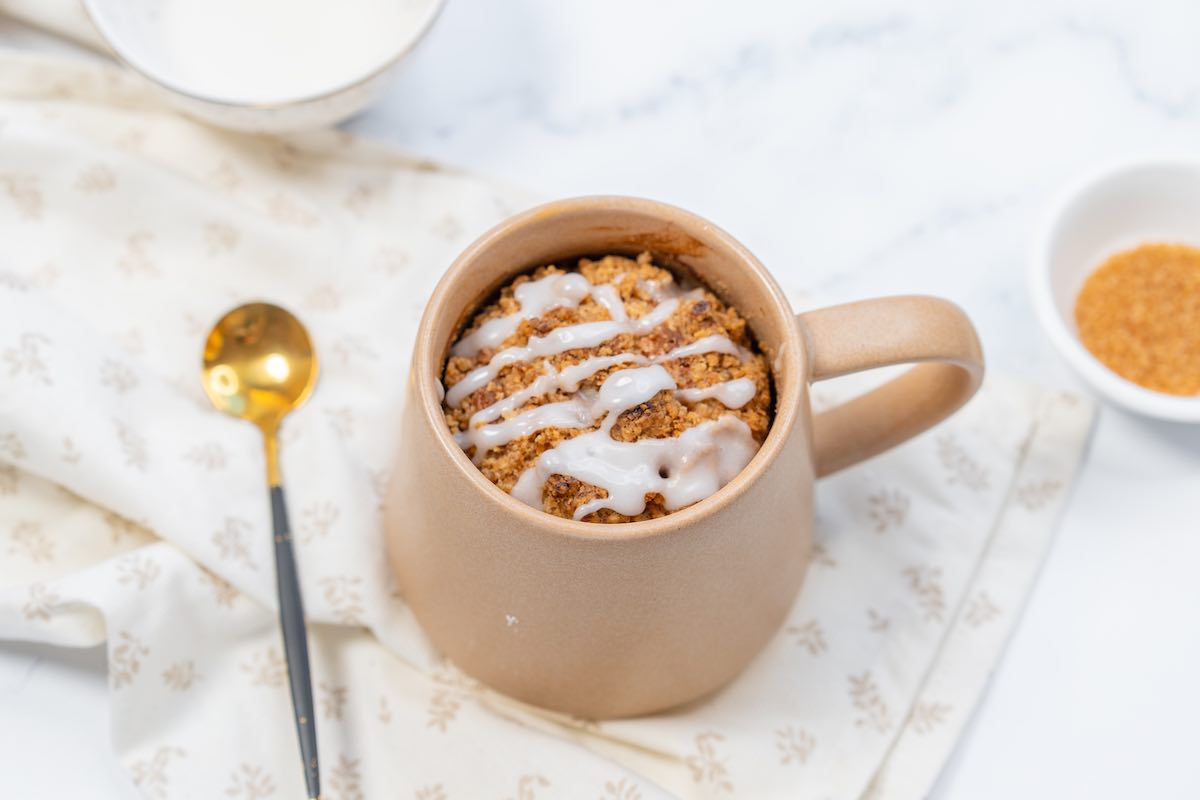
[386, 196, 984, 718]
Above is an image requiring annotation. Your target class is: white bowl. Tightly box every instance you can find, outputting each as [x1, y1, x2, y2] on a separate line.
[82, 0, 446, 132]
[1031, 156, 1200, 422]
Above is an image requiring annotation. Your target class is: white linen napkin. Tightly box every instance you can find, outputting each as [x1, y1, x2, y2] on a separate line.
[0, 0, 108, 50]
[0, 52, 1094, 800]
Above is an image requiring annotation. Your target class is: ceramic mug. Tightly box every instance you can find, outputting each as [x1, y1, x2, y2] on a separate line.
[386, 196, 984, 718]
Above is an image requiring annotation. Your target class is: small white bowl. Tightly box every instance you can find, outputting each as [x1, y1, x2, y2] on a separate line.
[1031, 156, 1200, 422]
[82, 0, 446, 132]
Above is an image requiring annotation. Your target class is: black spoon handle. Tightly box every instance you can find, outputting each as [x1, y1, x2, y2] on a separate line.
[270, 485, 321, 800]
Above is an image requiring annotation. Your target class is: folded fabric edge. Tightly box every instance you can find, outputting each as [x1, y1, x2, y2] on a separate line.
[865, 388, 1097, 800]
[0, 0, 107, 51]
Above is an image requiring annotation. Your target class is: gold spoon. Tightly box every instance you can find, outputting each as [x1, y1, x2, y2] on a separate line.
[202, 302, 321, 800]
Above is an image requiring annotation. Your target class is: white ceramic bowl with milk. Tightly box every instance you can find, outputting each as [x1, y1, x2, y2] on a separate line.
[83, 0, 446, 131]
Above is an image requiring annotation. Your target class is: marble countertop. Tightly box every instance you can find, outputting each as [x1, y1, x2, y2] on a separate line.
[2, 1, 1199, 797]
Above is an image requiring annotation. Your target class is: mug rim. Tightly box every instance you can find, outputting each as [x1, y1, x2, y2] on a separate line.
[412, 195, 807, 542]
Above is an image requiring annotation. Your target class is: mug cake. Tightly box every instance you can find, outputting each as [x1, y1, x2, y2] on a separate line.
[440, 252, 772, 522]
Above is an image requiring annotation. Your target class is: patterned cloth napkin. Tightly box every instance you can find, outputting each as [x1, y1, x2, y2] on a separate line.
[0, 52, 1094, 800]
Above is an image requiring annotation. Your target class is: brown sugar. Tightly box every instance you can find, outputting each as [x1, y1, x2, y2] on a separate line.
[441, 252, 773, 523]
[1074, 242, 1200, 396]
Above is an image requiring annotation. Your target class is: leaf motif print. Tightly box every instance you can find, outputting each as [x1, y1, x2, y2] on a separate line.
[105, 511, 152, 544]
[786, 619, 828, 655]
[117, 554, 161, 590]
[937, 434, 989, 490]
[327, 753, 363, 800]
[426, 688, 460, 733]
[1015, 479, 1063, 511]
[114, 418, 149, 470]
[100, 357, 138, 393]
[9, 521, 54, 562]
[162, 661, 201, 691]
[320, 682, 348, 720]
[0, 174, 42, 220]
[367, 468, 389, 514]
[75, 163, 117, 192]
[303, 284, 342, 312]
[241, 646, 286, 688]
[110, 631, 149, 689]
[848, 671, 892, 733]
[116, 232, 159, 277]
[204, 221, 240, 255]
[599, 778, 642, 800]
[775, 726, 816, 766]
[3, 332, 52, 385]
[504, 774, 550, 800]
[22, 583, 59, 621]
[866, 488, 910, 532]
[198, 566, 241, 608]
[343, 182, 378, 218]
[212, 517, 256, 569]
[902, 564, 946, 622]
[266, 192, 319, 227]
[184, 441, 228, 470]
[684, 731, 733, 794]
[909, 701, 952, 735]
[268, 139, 304, 171]
[129, 746, 186, 800]
[0, 431, 25, 460]
[114, 126, 147, 152]
[319, 575, 364, 625]
[964, 591, 1001, 628]
[60, 437, 82, 464]
[208, 159, 242, 191]
[299, 503, 340, 544]
[370, 245, 409, 276]
[330, 335, 379, 367]
[325, 406, 355, 438]
[425, 660, 479, 732]
[811, 540, 837, 569]
[225, 764, 275, 799]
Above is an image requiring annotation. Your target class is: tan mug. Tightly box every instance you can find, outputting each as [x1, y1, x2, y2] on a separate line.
[386, 196, 984, 718]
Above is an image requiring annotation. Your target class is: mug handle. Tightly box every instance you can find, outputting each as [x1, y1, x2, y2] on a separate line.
[796, 295, 985, 477]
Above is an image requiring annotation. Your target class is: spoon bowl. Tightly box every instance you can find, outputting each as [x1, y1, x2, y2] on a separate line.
[202, 302, 318, 429]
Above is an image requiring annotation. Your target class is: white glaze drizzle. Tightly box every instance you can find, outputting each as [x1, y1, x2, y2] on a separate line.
[458, 365, 757, 463]
[446, 320, 628, 407]
[455, 395, 595, 460]
[660, 334, 753, 363]
[675, 377, 757, 409]
[445, 267, 732, 408]
[510, 365, 758, 520]
[456, 335, 755, 454]
[444, 289, 707, 408]
[450, 272, 592, 359]
[590, 283, 628, 321]
[637, 277, 685, 302]
[461, 353, 650, 427]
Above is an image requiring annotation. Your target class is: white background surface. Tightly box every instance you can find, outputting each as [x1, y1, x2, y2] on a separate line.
[2, 2, 1200, 797]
